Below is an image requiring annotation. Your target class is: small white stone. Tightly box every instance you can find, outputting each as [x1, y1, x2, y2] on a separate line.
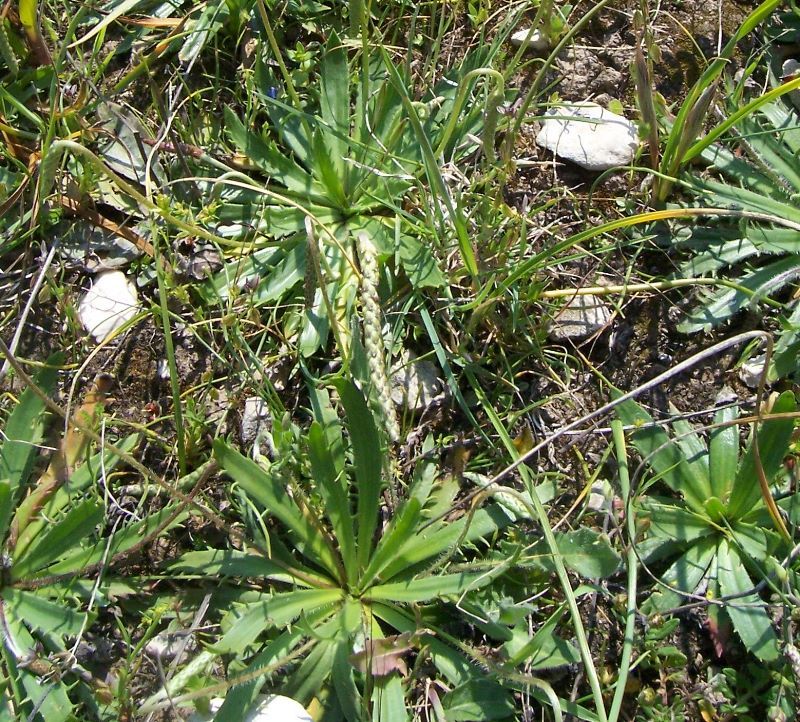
[78, 270, 139, 342]
[781, 59, 800, 112]
[189, 694, 311, 722]
[536, 102, 638, 171]
[548, 294, 611, 341]
[144, 631, 196, 661]
[510, 28, 549, 52]
[738, 353, 767, 389]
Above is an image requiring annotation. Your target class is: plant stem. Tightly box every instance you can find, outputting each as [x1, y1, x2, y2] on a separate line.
[608, 420, 638, 722]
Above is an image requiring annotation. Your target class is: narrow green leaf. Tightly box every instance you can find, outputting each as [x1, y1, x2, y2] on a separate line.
[716, 539, 779, 661]
[365, 571, 489, 602]
[379, 505, 508, 580]
[615, 398, 708, 513]
[332, 380, 384, 570]
[359, 497, 422, 589]
[728, 390, 796, 518]
[0, 353, 61, 536]
[332, 639, 361, 722]
[318, 30, 350, 182]
[162, 549, 296, 583]
[11, 499, 103, 579]
[523, 528, 621, 579]
[212, 589, 341, 654]
[641, 536, 716, 614]
[308, 421, 356, 582]
[709, 403, 739, 502]
[213, 621, 320, 721]
[39, 506, 188, 577]
[214, 439, 342, 577]
[3, 587, 88, 637]
[224, 107, 319, 197]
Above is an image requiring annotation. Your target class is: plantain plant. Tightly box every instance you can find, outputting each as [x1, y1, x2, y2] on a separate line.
[153, 380, 518, 720]
[616, 391, 798, 662]
[199, 31, 505, 356]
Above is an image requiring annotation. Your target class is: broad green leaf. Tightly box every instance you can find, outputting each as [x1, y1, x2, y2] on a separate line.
[11, 499, 104, 579]
[442, 680, 516, 721]
[728, 390, 796, 519]
[214, 439, 342, 577]
[373, 660, 410, 722]
[212, 588, 341, 654]
[709, 403, 739, 501]
[333, 380, 384, 571]
[716, 539, 779, 661]
[318, 31, 350, 182]
[615, 398, 709, 513]
[370, 602, 474, 686]
[522, 528, 621, 578]
[397, 233, 446, 288]
[642, 536, 716, 614]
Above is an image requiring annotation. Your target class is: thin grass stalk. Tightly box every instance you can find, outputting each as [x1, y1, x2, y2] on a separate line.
[608, 420, 638, 722]
[656, 0, 783, 201]
[462, 204, 800, 312]
[153, 225, 188, 477]
[632, 8, 659, 171]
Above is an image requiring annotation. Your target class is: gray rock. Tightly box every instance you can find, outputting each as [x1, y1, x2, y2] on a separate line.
[390, 351, 444, 412]
[145, 631, 196, 661]
[781, 59, 800, 112]
[536, 102, 638, 171]
[241, 396, 274, 459]
[548, 294, 611, 341]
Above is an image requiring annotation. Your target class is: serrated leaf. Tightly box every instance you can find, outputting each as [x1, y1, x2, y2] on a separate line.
[716, 539, 779, 661]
